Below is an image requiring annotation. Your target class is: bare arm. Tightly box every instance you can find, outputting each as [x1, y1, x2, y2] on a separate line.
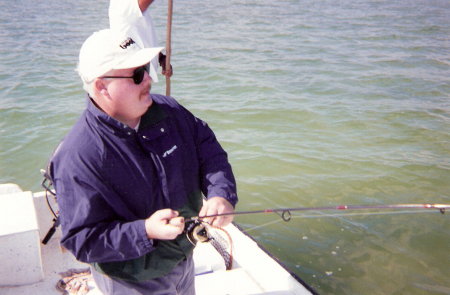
[138, 0, 154, 12]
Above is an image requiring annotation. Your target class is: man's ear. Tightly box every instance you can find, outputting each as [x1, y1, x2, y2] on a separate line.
[94, 78, 110, 99]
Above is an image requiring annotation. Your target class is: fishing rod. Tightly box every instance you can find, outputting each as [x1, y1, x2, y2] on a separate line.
[165, 0, 173, 96]
[188, 203, 450, 223]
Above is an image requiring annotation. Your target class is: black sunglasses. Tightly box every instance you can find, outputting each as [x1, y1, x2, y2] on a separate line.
[101, 64, 149, 84]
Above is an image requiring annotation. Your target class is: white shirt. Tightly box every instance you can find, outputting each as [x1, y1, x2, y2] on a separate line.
[109, 0, 160, 82]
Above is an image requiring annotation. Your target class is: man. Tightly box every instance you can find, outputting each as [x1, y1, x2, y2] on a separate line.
[50, 29, 237, 294]
[109, 0, 173, 81]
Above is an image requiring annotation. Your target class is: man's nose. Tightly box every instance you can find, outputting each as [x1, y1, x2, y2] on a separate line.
[143, 70, 152, 84]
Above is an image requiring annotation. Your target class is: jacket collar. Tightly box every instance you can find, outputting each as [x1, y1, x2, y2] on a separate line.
[140, 96, 168, 130]
[85, 94, 167, 134]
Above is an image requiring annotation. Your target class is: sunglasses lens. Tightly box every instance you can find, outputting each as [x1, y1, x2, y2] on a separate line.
[133, 66, 146, 84]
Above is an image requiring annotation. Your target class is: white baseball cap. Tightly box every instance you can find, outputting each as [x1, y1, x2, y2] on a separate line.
[77, 29, 163, 83]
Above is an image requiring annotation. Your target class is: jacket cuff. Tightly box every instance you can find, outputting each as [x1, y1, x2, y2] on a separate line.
[136, 220, 154, 251]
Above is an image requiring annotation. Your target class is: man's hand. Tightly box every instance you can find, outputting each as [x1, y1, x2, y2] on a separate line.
[158, 52, 173, 78]
[162, 66, 173, 78]
[145, 209, 184, 240]
[199, 197, 234, 227]
[138, 0, 154, 12]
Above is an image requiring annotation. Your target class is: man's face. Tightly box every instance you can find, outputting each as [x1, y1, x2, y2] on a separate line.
[100, 65, 152, 127]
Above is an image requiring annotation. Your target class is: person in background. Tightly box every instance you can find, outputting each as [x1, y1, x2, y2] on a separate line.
[50, 29, 237, 294]
[109, 0, 173, 82]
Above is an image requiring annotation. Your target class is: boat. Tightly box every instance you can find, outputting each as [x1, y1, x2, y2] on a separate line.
[0, 183, 315, 295]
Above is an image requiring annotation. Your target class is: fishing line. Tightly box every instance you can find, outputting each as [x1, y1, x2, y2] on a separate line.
[188, 203, 449, 223]
[242, 209, 441, 233]
[186, 204, 449, 237]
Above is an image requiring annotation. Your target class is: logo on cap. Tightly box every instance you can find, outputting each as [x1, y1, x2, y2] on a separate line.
[120, 38, 135, 49]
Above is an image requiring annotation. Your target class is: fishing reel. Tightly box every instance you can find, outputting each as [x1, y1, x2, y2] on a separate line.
[184, 218, 234, 270]
[184, 219, 211, 245]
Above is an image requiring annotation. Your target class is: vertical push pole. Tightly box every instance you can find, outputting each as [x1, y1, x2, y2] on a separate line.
[165, 0, 173, 96]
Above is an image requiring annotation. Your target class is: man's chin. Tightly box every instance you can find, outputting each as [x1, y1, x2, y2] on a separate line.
[141, 91, 151, 102]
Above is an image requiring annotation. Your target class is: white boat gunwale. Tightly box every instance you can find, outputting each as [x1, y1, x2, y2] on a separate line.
[230, 222, 318, 295]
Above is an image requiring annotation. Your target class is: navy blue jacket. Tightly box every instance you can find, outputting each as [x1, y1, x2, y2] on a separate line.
[50, 94, 237, 264]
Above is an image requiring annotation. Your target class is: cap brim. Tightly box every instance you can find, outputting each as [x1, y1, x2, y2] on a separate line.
[113, 47, 163, 70]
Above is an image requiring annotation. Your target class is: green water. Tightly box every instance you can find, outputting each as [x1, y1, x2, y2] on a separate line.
[1, 0, 449, 293]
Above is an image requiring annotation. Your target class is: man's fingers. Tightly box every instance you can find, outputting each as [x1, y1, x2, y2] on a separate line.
[169, 216, 185, 227]
[199, 197, 235, 227]
[145, 209, 183, 240]
[199, 205, 217, 224]
[199, 203, 207, 218]
[212, 215, 223, 226]
[156, 209, 179, 221]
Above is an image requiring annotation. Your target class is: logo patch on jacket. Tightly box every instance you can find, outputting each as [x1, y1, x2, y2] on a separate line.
[163, 145, 177, 158]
